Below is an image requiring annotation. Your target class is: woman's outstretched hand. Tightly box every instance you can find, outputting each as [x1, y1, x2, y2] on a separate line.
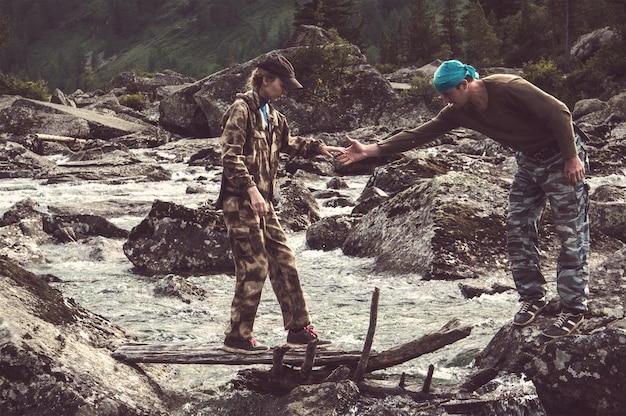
[320, 144, 345, 158]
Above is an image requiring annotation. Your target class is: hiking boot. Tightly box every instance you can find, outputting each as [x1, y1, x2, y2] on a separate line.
[513, 299, 547, 326]
[287, 326, 332, 347]
[541, 312, 584, 339]
[222, 336, 269, 354]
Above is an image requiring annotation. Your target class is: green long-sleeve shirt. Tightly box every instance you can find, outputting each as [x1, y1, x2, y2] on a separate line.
[378, 74, 578, 159]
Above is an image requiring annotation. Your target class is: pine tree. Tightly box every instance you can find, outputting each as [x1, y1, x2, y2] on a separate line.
[440, 0, 463, 56]
[0, 16, 10, 53]
[394, 20, 408, 65]
[293, 0, 365, 46]
[407, 0, 438, 65]
[478, 0, 524, 20]
[463, 1, 502, 66]
[499, 1, 552, 66]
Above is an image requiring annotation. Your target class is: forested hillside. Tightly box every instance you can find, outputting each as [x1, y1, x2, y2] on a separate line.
[0, 0, 624, 103]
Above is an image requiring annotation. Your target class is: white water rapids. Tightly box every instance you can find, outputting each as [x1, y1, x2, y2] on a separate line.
[0, 146, 532, 398]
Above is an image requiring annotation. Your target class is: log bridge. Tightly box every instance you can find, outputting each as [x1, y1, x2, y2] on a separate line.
[113, 288, 496, 402]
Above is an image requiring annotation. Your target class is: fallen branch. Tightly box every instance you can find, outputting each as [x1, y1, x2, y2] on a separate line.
[34, 133, 88, 145]
[365, 318, 472, 372]
[358, 366, 498, 402]
[354, 287, 379, 382]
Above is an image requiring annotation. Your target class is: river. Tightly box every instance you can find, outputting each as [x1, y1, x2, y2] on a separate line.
[0, 146, 528, 399]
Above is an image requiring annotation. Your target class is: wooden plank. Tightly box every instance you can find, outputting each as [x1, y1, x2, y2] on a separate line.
[112, 342, 370, 366]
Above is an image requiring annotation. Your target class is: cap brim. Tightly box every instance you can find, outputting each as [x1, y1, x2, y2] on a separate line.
[282, 77, 303, 89]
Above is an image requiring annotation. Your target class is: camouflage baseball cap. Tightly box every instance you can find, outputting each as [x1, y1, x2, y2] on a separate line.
[257, 53, 303, 89]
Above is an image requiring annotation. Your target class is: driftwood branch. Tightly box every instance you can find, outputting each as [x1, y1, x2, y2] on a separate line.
[365, 318, 472, 372]
[359, 366, 498, 402]
[354, 287, 379, 382]
[459, 367, 498, 392]
[34, 133, 88, 144]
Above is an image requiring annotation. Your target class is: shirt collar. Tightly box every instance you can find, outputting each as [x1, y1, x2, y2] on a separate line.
[259, 97, 271, 108]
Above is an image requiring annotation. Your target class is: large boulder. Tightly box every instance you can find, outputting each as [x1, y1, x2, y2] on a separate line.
[528, 328, 626, 416]
[342, 170, 510, 278]
[159, 26, 404, 137]
[0, 257, 169, 416]
[577, 92, 626, 175]
[105, 69, 196, 101]
[475, 245, 626, 416]
[305, 214, 362, 251]
[0, 198, 130, 264]
[589, 184, 626, 243]
[274, 175, 323, 232]
[39, 142, 173, 184]
[42, 213, 129, 242]
[384, 59, 444, 83]
[0, 96, 155, 140]
[571, 26, 620, 62]
[0, 141, 57, 178]
[123, 199, 232, 275]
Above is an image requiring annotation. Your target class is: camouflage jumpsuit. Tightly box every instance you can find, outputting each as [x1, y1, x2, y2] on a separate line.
[218, 90, 324, 340]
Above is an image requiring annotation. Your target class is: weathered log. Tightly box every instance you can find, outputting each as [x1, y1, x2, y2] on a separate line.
[459, 367, 498, 392]
[112, 342, 365, 366]
[365, 318, 472, 372]
[354, 287, 379, 382]
[34, 133, 88, 144]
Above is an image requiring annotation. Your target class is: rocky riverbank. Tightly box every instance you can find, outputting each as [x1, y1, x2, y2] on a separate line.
[1, 25, 626, 416]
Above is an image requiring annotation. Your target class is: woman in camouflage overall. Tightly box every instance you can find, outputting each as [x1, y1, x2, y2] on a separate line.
[336, 60, 590, 339]
[218, 53, 342, 353]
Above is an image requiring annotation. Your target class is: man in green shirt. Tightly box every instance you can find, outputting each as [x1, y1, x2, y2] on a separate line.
[337, 60, 589, 339]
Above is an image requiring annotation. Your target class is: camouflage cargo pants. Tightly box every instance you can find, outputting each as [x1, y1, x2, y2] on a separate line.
[507, 134, 590, 313]
[222, 196, 311, 340]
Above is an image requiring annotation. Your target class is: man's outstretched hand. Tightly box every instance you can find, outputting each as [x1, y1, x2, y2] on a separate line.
[335, 135, 379, 165]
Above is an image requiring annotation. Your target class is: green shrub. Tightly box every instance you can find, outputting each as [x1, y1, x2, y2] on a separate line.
[375, 63, 397, 74]
[133, 68, 157, 78]
[119, 92, 148, 110]
[406, 75, 440, 109]
[285, 29, 358, 105]
[0, 72, 49, 101]
[522, 59, 566, 98]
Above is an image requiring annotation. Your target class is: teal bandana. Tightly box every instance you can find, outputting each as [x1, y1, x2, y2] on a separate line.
[433, 60, 480, 93]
